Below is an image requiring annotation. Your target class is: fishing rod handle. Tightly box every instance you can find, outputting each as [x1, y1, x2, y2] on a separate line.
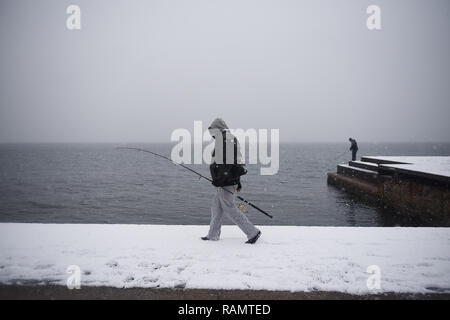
[237, 195, 273, 219]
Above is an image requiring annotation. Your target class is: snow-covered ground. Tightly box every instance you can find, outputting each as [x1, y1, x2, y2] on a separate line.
[363, 156, 450, 179]
[1, 223, 450, 294]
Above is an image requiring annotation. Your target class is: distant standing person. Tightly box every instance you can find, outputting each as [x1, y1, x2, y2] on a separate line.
[349, 138, 358, 161]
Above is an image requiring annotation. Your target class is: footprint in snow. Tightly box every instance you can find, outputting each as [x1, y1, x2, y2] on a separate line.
[152, 263, 169, 270]
[174, 282, 186, 289]
[106, 261, 119, 268]
[142, 276, 158, 283]
[138, 262, 150, 268]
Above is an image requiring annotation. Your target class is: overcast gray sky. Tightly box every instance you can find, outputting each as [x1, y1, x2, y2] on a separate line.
[0, 0, 449, 143]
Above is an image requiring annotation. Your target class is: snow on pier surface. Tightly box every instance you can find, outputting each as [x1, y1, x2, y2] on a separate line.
[362, 156, 450, 180]
[1, 224, 450, 294]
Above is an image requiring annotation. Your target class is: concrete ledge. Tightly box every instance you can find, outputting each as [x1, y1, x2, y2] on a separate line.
[327, 172, 380, 200]
[361, 157, 409, 165]
[348, 160, 379, 172]
[337, 164, 379, 184]
[361, 156, 450, 184]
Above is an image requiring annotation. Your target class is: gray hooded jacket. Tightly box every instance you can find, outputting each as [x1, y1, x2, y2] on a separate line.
[208, 118, 242, 165]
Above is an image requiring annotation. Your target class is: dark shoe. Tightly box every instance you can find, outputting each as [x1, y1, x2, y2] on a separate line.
[245, 231, 261, 244]
[201, 236, 210, 241]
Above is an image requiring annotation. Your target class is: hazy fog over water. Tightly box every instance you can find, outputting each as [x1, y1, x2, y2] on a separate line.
[1, 0, 449, 143]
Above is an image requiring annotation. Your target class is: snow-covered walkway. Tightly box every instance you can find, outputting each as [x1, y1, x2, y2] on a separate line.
[1, 224, 449, 294]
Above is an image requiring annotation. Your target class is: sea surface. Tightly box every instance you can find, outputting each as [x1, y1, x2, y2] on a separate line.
[1, 143, 449, 226]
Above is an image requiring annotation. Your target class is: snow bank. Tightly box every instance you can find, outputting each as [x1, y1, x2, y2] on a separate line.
[1, 223, 450, 294]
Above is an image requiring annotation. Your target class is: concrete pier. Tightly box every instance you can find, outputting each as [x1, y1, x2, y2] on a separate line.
[327, 156, 450, 225]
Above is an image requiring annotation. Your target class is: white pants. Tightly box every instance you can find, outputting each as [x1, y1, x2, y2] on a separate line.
[207, 185, 260, 240]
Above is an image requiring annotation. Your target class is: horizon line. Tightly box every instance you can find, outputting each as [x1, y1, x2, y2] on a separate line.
[1, 141, 450, 144]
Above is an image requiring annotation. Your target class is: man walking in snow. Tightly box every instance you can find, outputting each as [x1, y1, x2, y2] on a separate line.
[201, 118, 262, 244]
[349, 137, 358, 161]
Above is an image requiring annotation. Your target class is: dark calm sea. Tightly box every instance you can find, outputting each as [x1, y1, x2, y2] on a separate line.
[1, 142, 449, 226]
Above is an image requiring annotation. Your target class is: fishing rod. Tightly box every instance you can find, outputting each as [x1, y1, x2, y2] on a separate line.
[334, 150, 348, 160]
[117, 147, 273, 219]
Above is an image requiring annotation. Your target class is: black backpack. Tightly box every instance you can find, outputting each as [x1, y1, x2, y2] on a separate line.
[210, 136, 247, 187]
